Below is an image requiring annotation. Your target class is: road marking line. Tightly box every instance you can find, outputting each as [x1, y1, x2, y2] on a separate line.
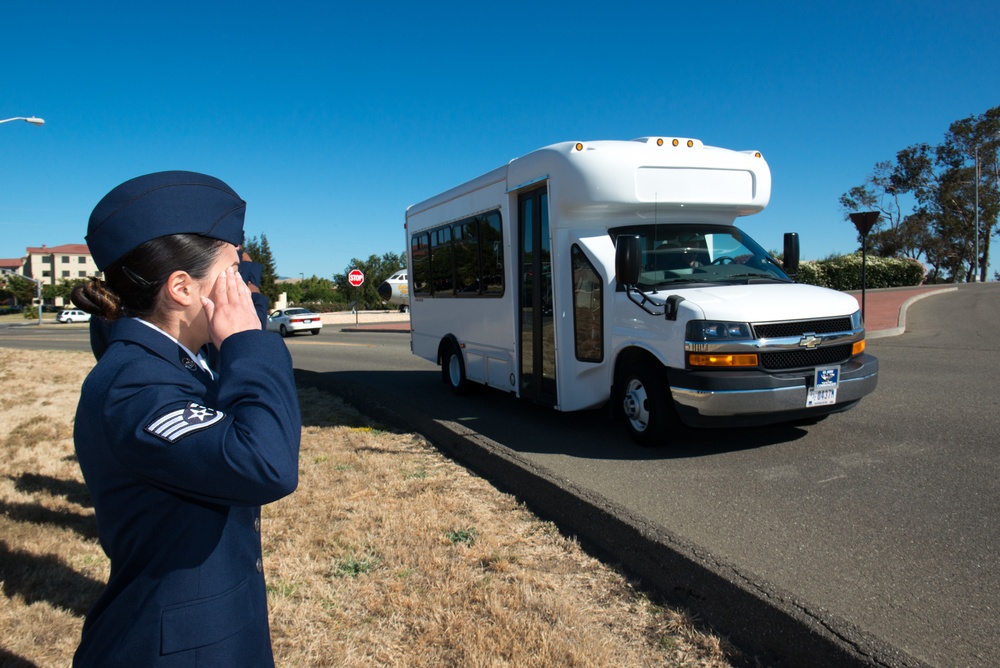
[817, 475, 846, 484]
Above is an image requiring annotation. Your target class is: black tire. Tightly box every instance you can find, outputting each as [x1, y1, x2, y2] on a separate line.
[618, 363, 676, 447]
[279, 324, 289, 337]
[441, 342, 471, 396]
[310, 329, 319, 335]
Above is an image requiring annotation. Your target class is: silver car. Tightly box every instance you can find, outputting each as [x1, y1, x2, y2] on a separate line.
[266, 308, 322, 337]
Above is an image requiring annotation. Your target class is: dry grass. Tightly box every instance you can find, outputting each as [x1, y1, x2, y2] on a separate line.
[0, 349, 738, 667]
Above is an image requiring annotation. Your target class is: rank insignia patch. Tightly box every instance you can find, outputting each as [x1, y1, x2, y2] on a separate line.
[145, 403, 225, 443]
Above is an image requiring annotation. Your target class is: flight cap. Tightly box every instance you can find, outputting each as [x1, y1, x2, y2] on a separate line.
[86, 171, 246, 270]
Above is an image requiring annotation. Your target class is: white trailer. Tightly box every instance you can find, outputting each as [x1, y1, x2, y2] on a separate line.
[405, 137, 878, 445]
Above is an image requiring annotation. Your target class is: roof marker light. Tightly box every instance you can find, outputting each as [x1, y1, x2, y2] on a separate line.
[656, 138, 664, 146]
[687, 140, 694, 147]
[672, 138, 679, 146]
[575, 142, 584, 151]
[755, 152, 762, 158]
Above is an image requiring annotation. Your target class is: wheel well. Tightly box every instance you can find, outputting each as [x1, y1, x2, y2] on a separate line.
[437, 334, 461, 366]
[614, 347, 663, 386]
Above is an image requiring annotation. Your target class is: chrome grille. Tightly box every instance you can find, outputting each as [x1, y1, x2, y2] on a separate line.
[753, 317, 853, 339]
[760, 344, 853, 370]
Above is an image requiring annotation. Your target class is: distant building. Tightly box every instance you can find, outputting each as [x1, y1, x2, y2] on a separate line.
[0, 258, 22, 274]
[21, 244, 99, 285]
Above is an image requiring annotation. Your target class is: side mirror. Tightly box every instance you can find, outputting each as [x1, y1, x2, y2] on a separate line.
[615, 235, 641, 285]
[783, 233, 799, 276]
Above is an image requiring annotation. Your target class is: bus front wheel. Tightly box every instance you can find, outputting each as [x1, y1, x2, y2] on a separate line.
[619, 364, 674, 447]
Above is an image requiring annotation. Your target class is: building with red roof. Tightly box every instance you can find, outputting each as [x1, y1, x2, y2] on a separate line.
[21, 243, 99, 285]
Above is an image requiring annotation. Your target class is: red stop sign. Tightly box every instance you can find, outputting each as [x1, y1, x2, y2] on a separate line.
[348, 269, 365, 287]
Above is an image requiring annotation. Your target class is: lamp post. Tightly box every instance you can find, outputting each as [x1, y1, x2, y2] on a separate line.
[3, 114, 46, 322]
[974, 146, 981, 283]
[0, 116, 45, 126]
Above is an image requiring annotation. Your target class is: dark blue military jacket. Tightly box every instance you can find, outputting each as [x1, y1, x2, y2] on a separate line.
[73, 318, 300, 667]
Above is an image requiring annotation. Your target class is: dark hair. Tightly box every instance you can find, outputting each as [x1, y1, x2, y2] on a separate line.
[72, 234, 228, 321]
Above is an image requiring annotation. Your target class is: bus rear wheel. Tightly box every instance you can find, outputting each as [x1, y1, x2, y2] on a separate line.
[441, 343, 471, 396]
[619, 364, 675, 447]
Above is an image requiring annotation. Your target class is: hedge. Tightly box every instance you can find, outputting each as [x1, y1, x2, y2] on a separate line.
[793, 254, 924, 290]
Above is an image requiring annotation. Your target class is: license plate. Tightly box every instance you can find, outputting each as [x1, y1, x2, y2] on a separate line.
[806, 366, 840, 407]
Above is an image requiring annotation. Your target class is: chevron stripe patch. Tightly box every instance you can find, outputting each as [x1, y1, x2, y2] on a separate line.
[145, 403, 226, 443]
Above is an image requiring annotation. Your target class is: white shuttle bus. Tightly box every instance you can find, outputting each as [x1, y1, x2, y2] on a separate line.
[405, 137, 878, 445]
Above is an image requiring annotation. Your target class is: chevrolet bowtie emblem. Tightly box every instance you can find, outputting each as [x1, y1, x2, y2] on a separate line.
[799, 335, 822, 349]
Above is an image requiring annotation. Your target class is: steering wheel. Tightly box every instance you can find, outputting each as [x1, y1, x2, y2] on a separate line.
[711, 256, 736, 265]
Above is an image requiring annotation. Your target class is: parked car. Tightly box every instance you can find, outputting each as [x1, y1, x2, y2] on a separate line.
[57, 309, 92, 323]
[266, 308, 322, 337]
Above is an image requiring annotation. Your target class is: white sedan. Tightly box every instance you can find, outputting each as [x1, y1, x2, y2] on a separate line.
[266, 308, 322, 337]
[56, 309, 92, 323]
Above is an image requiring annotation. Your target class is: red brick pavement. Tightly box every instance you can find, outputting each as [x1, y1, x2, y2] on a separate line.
[847, 286, 952, 333]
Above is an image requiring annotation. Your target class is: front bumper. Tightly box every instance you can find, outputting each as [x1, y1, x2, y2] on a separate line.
[668, 353, 878, 427]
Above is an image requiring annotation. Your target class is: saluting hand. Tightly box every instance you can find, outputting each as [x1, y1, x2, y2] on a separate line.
[201, 266, 261, 349]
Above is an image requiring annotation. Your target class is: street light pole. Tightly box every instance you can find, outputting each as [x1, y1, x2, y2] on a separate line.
[3, 113, 46, 320]
[974, 146, 980, 283]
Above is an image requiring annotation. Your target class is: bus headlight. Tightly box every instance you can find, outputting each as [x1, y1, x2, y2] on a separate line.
[851, 309, 863, 330]
[686, 320, 752, 341]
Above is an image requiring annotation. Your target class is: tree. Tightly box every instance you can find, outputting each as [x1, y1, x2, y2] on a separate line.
[0, 272, 37, 305]
[299, 276, 338, 303]
[935, 109, 1000, 282]
[333, 251, 405, 310]
[282, 280, 303, 305]
[243, 234, 279, 304]
[42, 278, 87, 302]
[839, 144, 933, 260]
[841, 104, 1000, 282]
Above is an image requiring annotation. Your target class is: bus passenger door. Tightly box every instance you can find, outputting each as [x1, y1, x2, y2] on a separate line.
[518, 187, 557, 405]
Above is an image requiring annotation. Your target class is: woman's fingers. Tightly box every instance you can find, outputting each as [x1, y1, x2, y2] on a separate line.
[205, 266, 259, 348]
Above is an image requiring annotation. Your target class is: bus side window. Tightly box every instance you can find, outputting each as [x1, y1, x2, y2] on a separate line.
[411, 233, 431, 296]
[481, 212, 504, 296]
[454, 220, 479, 294]
[571, 244, 603, 362]
[431, 227, 455, 296]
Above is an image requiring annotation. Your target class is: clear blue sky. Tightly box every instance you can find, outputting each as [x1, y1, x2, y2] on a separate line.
[3, 1, 998, 279]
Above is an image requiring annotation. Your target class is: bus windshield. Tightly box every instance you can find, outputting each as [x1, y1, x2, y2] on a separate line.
[610, 224, 791, 290]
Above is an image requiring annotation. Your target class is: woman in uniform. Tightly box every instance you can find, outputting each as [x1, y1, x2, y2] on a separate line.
[70, 171, 300, 666]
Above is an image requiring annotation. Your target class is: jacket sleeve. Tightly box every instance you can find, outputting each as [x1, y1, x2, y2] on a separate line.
[102, 330, 300, 506]
[238, 260, 269, 329]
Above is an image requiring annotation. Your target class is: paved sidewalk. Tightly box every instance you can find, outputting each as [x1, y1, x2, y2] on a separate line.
[847, 286, 956, 338]
[321, 310, 410, 333]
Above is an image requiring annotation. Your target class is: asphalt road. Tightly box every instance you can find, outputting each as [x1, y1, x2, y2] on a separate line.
[256, 282, 1000, 667]
[3, 283, 997, 666]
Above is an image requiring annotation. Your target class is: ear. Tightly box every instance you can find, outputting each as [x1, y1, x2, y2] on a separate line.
[163, 270, 198, 307]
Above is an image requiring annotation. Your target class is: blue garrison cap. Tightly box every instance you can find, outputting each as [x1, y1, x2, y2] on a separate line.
[86, 171, 246, 270]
